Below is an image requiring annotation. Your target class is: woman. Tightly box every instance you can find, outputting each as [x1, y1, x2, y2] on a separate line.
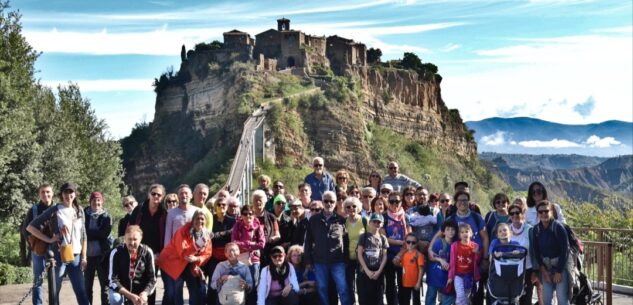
[164, 193, 179, 209]
[344, 197, 365, 305]
[532, 200, 571, 305]
[484, 193, 511, 241]
[526, 182, 565, 226]
[118, 195, 138, 237]
[371, 196, 387, 215]
[428, 193, 440, 212]
[287, 245, 318, 305]
[160, 210, 213, 305]
[108, 225, 156, 305]
[402, 186, 417, 213]
[508, 204, 539, 305]
[232, 205, 266, 305]
[27, 182, 90, 305]
[335, 169, 350, 193]
[207, 197, 237, 305]
[83, 191, 112, 305]
[381, 193, 410, 305]
[434, 193, 452, 231]
[367, 170, 382, 193]
[335, 188, 348, 218]
[257, 246, 300, 305]
[128, 184, 168, 305]
[347, 185, 361, 199]
[258, 175, 272, 191]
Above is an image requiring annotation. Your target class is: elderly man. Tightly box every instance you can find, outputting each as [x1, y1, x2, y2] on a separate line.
[192, 183, 213, 230]
[304, 191, 351, 305]
[382, 161, 421, 193]
[288, 200, 309, 246]
[360, 187, 377, 218]
[117, 196, 138, 237]
[304, 157, 336, 201]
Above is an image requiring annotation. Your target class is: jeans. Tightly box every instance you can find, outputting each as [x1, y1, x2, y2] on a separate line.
[247, 263, 261, 305]
[542, 270, 569, 305]
[85, 254, 108, 305]
[346, 260, 358, 305]
[384, 261, 402, 305]
[314, 262, 351, 305]
[162, 271, 184, 305]
[31, 253, 46, 305]
[356, 269, 384, 305]
[425, 285, 455, 305]
[182, 266, 207, 305]
[56, 253, 90, 305]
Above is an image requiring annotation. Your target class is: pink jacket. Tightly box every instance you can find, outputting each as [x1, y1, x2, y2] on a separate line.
[448, 241, 481, 281]
[231, 217, 265, 263]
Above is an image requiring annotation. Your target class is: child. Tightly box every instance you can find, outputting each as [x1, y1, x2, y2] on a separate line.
[448, 223, 481, 305]
[397, 233, 425, 305]
[211, 243, 254, 305]
[425, 220, 458, 305]
[488, 223, 521, 258]
[357, 213, 390, 305]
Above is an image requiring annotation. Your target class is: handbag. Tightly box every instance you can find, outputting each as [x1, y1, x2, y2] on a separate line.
[28, 235, 49, 256]
[60, 244, 75, 263]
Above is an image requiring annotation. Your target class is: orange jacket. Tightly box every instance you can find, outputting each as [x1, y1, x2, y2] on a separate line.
[159, 222, 212, 280]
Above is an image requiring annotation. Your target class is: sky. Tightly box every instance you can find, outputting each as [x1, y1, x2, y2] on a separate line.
[15, 0, 633, 139]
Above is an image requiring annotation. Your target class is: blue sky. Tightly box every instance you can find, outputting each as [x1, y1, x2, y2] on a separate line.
[16, 0, 633, 139]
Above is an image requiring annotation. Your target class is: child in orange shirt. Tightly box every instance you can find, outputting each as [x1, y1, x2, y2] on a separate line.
[397, 233, 425, 305]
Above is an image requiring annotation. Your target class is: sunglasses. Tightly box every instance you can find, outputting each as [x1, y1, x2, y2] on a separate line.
[242, 212, 254, 216]
[362, 195, 374, 199]
[370, 174, 380, 178]
[310, 208, 322, 212]
[275, 201, 286, 205]
[166, 200, 177, 204]
[313, 164, 323, 168]
[323, 200, 335, 204]
[405, 193, 415, 196]
[405, 240, 417, 245]
[337, 177, 347, 180]
[290, 205, 301, 209]
[389, 200, 400, 204]
[495, 200, 507, 205]
[150, 192, 163, 197]
[439, 199, 450, 203]
[216, 203, 227, 207]
[345, 205, 357, 210]
[271, 254, 284, 259]
[537, 209, 549, 214]
[274, 185, 284, 189]
[381, 190, 391, 194]
[509, 211, 521, 216]
[388, 166, 397, 170]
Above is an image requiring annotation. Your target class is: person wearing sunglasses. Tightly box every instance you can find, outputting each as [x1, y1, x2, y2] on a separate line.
[207, 197, 237, 305]
[381, 193, 410, 305]
[288, 200, 309, 246]
[304, 156, 336, 201]
[359, 187, 377, 218]
[508, 204, 539, 305]
[356, 213, 389, 305]
[335, 169, 351, 193]
[304, 191, 351, 305]
[484, 193, 511, 241]
[117, 195, 138, 237]
[532, 200, 571, 305]
[164, 193, 179, 209]
[258, 246, 300, 305]
[343, 197, 365, 305]
[272, 194, 292, 249]
[265, 180, 286, 213]
[382, 161, 421, 194]
[526, 182, 566, 226]
[232, 205, 266, 305]
[127, 184, 167, 305]
[366, 170, 382, 194]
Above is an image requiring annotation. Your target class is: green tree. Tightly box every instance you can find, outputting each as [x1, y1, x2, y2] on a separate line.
[367, 48, 382, 64]
[401, 52, 422, 70]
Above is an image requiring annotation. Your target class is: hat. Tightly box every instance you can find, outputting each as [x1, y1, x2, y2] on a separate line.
[273, 194, 286, 205]
[270, 245, 285, 255]
[59, 182, 78, 193]
[90, 192, 103, 201]
[369, 213, 384, 223]
[380, 183, 393, 191]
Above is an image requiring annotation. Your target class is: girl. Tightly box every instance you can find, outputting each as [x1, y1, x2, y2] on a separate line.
[425, 220, 458, 305]
[448, 223, 481, 305]
[488, 223, 520, 258]
[397, 233, 425, 305]
[357, 213, 389, 305]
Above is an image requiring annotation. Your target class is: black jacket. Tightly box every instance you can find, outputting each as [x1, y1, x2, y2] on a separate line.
[304, 212, 348, 265]
[84, 207, 113, 256]
[108, 243, 156, 299]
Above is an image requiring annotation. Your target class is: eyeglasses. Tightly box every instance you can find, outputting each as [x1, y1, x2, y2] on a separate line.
[274, 185, 284, 189]
[323, 200, 335, 204]
[381, 190, 391, 194]
[345, 205, 357, 210]
[439, 199, 450, 203]
[150, 192, 163, 197]
[509, 211, 521, 216]
[166, 200, 177, 204]
[495, 200, 507, 205]
[337, 177, 347, 180]
[370, 174, 380, 178]
[313, 164, 323, 168]
[405, 193, 415, 197]
[532, 188, 544, 195]
[537, 209, 549, 214]
[310, 208, 322, 212]
[242, 212, 254, 216]
[405, 240, 417, 245]
[362, 195, 374, 199]
[275, 201, 286, 205]
[216, 203, 227, 207]
[271, 254, 284, 259]
[388, 200, 400, 204]
[290, 205, 301, 210]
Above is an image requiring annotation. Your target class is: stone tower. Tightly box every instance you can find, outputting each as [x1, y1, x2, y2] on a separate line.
[277, 18, 290, 31]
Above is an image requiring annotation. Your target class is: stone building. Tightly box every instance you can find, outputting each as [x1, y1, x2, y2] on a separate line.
[326, 35, 367, 74]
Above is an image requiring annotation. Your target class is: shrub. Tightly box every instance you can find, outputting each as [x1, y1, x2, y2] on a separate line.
[0, 262, 32, 285]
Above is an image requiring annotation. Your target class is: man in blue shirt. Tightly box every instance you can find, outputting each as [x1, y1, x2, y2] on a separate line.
[304, 157, 336, 201]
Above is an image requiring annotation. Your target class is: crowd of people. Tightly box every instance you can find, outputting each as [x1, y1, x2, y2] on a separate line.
[20, 156, 574, 305]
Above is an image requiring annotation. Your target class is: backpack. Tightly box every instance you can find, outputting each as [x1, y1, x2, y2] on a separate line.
[218, 275, 246, 305]
[533, 221, 583, 266]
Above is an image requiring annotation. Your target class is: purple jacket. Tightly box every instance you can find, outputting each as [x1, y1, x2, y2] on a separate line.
[231, 217, 266, 263]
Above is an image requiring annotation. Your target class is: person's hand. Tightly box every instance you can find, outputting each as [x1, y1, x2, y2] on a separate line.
[494, 251, 502, 258]
[185, 255, 198, 263]
[80, 258, 87, 271]
[281, 284, 292, 297]
[531, 271, 540, 284]
[131, 294, 143, 305]
[414, 282, 421, 291]
[542, 270, 552, 284]
[552, 272, 562, 284]
[447, 278, 453, 285]
[439, 259, 449, 270]
[139, 292, 148, 305]
[239, 279, 248, 290]
[49, 234, 60, 244]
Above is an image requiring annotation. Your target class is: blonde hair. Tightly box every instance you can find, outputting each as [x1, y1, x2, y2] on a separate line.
[125, 225, 143, 236]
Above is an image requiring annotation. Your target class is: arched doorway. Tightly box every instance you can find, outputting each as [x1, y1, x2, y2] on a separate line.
[287, 57, 295, 68]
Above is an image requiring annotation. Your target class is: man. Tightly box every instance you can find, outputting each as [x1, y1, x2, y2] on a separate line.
[117, 195, 138, 237]
[265, 180, 286, 212]
[252, 190, 280, 265]
[288, 200, 308, 247]
[382, 161, 421, 193]
[304, 191, 351, 305]
[164, 184, 199, 245]
[272, 195, 292, 248]
[454, 181, 469, 193]
[210, 243, 253, 305]
[192, 183, 213, 230]
[360, 187, 377, 218]
[21, 183, 55, 305]
[304, 157, 336, 201]
[407, 187, 429, 215]
[379, 184, 394, 201]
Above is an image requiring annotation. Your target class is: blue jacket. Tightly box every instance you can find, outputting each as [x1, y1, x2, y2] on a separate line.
[304, 172, 336, 201]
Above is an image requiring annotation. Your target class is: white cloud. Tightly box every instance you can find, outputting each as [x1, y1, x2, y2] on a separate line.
[593, 26, 633, 34]
[443, 43, 461, 52]
[518, 139, 582, 148]
[42, 79, 154, 92]
[481, 131, 507, 146]
[585, 135, 621, 148]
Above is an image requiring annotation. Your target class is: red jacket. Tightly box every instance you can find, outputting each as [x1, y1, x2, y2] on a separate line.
[159, 222, 212, 280]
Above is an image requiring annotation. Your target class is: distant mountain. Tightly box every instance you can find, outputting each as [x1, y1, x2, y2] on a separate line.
[466, 117, 633, 157]
[483, 154, 633, 210]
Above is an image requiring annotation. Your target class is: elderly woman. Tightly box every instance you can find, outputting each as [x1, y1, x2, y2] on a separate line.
[484, 193, 511, 240]
[344, 197, 365, 305]
[164, 193, 179, 210]
[160, 210, 213, 305]
[532, 200, 571, 305]
[83, 191, 113, 305]
[257, 246, 300, 305]
[287, 245, 317, 304]
[252, 189, 280, 267]
[118, 195, 138, 237]
[232, 205, 266, 305]
[335, 169, 351, 193]
[108, 225, 156, 305]
[28, 182, 90, 305]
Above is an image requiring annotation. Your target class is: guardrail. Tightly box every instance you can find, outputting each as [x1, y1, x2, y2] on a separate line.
[581, 241, 613, 305]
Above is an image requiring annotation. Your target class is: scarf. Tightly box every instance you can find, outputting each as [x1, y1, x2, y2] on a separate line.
[387, 208, 405, 222]
[512, 222, 525, 236]
[270, 261, 290, 286]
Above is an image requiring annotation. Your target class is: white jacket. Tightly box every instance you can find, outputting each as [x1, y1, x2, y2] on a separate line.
[257, 264, 300, 305]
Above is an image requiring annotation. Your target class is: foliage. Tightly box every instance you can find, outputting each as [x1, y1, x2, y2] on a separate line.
[181, 44, 186, 62]
[0, 262, 32, 285]
[152, 66, 192, 93]
[195, 40, 223, 52]
[367, 48, 382, 64]
[396, 52, 441, 81]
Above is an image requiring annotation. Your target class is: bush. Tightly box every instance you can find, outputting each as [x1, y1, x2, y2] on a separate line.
[0, 262, 32, 285]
